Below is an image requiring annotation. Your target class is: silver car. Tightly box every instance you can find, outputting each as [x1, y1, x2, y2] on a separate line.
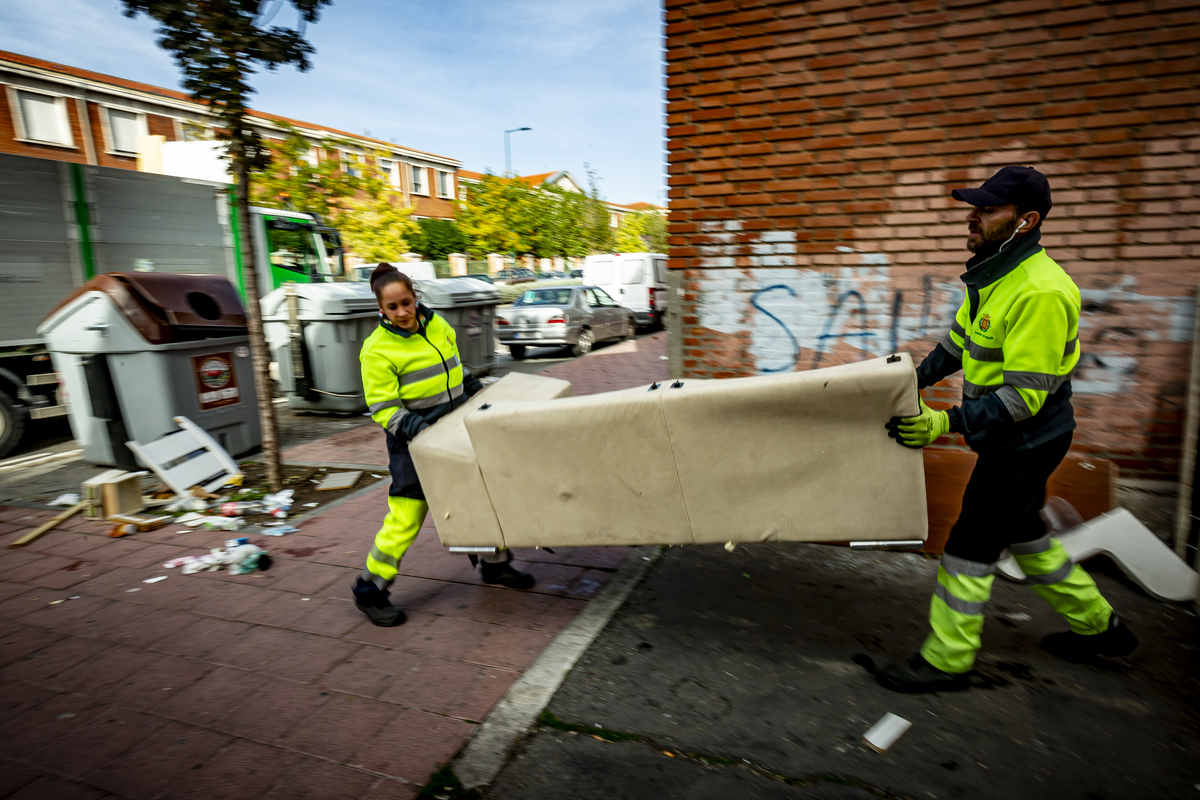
[497, 285, 636, 360]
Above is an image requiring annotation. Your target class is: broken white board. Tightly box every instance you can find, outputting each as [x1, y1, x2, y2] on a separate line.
[997, 508, 1199, 603]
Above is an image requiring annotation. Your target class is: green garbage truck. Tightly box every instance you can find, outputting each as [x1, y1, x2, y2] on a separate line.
[0, 151, 343, 457]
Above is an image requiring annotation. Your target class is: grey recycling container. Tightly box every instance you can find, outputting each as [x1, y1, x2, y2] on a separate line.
[414, 277, 501, 376]
[37, 272, 260, 469]
[260, 282, 380, 413]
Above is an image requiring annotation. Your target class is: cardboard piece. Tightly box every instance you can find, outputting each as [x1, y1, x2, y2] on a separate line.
[410, 371, 574, 548]
[315, 471, 362, 491]
[82, 469, 146, 519]
[458, 354, 926, 549]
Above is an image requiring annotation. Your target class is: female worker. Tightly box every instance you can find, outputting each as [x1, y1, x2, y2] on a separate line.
[353, 263, 535, 627]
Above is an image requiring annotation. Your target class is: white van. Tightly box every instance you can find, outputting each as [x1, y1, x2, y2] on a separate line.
[582, 253, 668, 329]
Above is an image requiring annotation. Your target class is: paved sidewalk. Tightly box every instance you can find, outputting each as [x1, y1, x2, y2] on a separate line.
[0, 334, 668, 799]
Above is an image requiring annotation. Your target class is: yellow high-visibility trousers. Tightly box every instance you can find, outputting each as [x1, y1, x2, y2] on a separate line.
[361, 496, 428, 589]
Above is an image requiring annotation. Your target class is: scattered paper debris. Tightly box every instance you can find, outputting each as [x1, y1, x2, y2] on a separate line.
[49, 493, 81, 507]
[176, 512, 210, 527]
[303, 502, 319, 508]
[724, 541, 736, 552]
[371, 474, 382, 478]
[49, 599, 65, 605]
[126, 588, 141, 593]
[864, 713, 912, 753]
[143, 576, 168, 584]
[1006, 612, 1032, 622]
[315, 471, 362, 491]
[69, 596, 80, 600]
[258, 526, 298, 536]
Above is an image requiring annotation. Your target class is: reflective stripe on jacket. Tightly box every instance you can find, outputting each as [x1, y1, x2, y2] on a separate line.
[360, 306, 465, 437]
[942, 247, 1081, 421]
[918, 229, 1079, 452]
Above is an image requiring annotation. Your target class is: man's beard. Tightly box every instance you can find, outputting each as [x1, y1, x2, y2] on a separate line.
[967, 214, 1022, 254]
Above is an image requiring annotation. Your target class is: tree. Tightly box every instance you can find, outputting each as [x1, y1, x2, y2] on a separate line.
[615, 209, 667, 253]
[122, 0, 334, 491]
[334, 149, 419, 262]
[252, 129, 417, 263]
[250, 121, 357, 219]
[410, 219, 469, 260]
[456, 172, 531, 256]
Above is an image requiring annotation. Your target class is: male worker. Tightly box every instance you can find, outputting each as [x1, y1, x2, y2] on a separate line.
[879, 165, 1137, 693]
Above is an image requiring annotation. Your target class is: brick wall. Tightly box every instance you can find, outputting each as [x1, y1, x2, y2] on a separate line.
[666, 0, 1200, 481]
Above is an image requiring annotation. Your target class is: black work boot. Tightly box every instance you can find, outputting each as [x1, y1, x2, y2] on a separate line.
[1041, 614, 1138, 661]
[352, 578, 406, 627]
[877, 654, 970, 694]
[480, 561, 536, 590]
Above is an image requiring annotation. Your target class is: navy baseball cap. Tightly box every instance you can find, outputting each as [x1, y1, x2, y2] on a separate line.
[952, 166, 1052, 218]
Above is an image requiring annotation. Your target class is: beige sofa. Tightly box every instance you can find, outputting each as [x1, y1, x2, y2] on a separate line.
[411, 355, 927, 549]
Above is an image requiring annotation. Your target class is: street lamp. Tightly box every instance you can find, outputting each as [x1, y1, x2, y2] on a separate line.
[504, 127, 531, 176]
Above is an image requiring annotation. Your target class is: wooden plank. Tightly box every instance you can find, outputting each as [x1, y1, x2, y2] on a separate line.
[923, 448, 1118, 554]
[8, 502, 88, 548]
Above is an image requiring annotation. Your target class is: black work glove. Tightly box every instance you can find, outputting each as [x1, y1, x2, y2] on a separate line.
[399, 411, 430, 442]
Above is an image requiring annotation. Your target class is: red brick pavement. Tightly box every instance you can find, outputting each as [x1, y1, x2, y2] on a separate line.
[0, 334, 667, 799]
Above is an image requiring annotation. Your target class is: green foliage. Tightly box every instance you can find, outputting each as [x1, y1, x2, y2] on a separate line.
[456, 168, 614, 258]
[334, 147, 418, 262]
[615, 209, 667, 254]
[250, 122, 357, 218]
[410, 218, 469, 259]
[250, 122, 417, 262]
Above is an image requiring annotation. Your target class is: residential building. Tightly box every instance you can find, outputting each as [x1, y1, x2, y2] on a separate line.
[0, 50, 461, 219]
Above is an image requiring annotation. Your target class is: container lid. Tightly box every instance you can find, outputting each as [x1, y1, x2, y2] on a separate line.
[261, 282, 379, 319]
[414, 277, 501, 307]
[40, 272, 247, 345]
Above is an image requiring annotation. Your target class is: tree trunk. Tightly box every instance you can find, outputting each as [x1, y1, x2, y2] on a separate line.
[233, 153, 283, 492]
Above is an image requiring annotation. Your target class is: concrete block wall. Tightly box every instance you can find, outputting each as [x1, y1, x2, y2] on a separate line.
[665, 0, 1200, 481]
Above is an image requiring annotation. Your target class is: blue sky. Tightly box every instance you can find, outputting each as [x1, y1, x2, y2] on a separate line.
[0, 0, 666, 205]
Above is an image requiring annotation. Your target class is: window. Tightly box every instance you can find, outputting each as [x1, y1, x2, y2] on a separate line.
[437, 170, 451, 197]
[179, 121, 212, 142]
[622, 258, 645, 284]
[379, 158, 399, 187]
[590, 259, 613, 285]
[105, 107, 145, 155]
[342, 151, 361, 178]
[266, 218, 321, 276]
[411, 165, 425, 194]
[609, 213, 620, 228]
[11, 89, 73, 147]
[302, 146, 319, 167]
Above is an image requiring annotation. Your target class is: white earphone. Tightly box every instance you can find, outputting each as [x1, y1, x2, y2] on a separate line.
[1016, 219, 1027, 230]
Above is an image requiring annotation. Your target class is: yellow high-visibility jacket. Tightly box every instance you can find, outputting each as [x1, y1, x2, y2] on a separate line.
[360, 305, 480, 442]
[917, 231, 1079, 451]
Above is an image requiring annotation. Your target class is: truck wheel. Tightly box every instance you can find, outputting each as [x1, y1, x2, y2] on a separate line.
[0, 390, 25, 460]
[509, 345, 526, 360]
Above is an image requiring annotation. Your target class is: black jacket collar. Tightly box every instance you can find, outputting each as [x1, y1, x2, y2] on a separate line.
[961, 229, 1042, 290]
[378, 304, 434, 338]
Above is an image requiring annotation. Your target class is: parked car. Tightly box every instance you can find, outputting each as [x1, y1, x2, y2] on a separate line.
[568, 268, 583, 278]
[496, 285, 636, 359]
[465, 273, 494, 284]
[582, 253, 668, 329]
[536, 271, 557, 280]
[493, 268, 537, 285]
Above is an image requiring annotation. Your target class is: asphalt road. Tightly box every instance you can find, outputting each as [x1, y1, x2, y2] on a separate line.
[485, 542, 1200, 800]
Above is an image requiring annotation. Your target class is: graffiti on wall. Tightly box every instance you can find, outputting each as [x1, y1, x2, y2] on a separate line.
[694, 223, 1195, 395]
